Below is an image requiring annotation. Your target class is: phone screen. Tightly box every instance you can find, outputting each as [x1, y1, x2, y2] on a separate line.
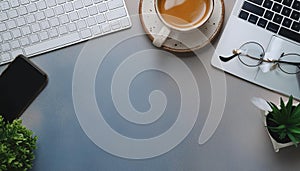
[0, 55, 48, 122]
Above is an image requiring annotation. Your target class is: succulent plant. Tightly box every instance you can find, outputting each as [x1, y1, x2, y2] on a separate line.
[267, 95, 300, 146]
[0, 115, 37, 171]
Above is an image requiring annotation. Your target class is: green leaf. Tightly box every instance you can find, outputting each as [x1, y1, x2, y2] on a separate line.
[286, 95, 293, 116]
[287, 132, 299, 146]
[0, 115, 37, 170]
[288, 127, 300, 134]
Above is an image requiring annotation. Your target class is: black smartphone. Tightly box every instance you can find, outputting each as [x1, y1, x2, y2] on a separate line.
[0, 55, 48, 122]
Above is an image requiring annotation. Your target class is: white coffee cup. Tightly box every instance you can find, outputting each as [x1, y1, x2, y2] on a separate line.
[153, 0, 214, 47]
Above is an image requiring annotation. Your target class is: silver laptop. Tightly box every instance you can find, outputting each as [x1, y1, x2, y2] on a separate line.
[212, 0, 300, 98]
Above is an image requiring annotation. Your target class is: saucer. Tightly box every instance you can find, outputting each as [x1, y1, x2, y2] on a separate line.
[139, 0, 225, 52]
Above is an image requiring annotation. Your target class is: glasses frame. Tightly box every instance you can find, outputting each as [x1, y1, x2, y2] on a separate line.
[219, 41, 300, 74]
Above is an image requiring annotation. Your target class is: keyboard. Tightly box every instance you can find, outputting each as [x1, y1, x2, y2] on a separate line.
[238, 0, 300, 43]
[0, 0, 132, 65]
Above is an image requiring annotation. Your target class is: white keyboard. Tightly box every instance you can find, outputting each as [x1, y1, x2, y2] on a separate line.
[0, 0, 132, 65]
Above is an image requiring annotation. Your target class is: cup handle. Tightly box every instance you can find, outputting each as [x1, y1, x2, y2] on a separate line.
[152, 26, 171, 48]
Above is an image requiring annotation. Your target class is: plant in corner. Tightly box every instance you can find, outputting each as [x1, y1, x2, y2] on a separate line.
[265, 95, 300, 152]
[0, 115, 37, 171]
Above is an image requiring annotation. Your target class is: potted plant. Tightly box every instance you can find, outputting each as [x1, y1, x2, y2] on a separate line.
[0, 115, 37, 171]
[264, 95, 300, 152]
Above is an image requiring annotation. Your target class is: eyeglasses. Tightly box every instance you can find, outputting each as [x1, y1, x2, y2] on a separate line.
[219, 41, 300, 74]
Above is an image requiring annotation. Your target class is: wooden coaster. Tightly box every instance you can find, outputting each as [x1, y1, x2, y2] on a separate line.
[139, 0, 225, 52]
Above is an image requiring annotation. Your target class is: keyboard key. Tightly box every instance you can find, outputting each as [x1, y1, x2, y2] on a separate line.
[84, 0, 94, 7]
[67, 23, 77, 32]
[54, 6, 65, 15]
[257, 18, 267, 28]
[97, 3, 108, 12]
[239, 10, 249, 20]
[74, 0, 84, 10]
[0, 23, 7, 32]
[101, 23, 111, 32]
[69, 11, 79, 21]
[1, 53, 11, 62]
[107, 0, 124, 10]
[18, 6, 28, 16]
[36, 11, 46, 21]
[11, 49, 24, 58]
[57, 0, 67, 5]
[7, 9, 18, 19]
[2, 32, 13, 41]
[77, 20, 87, 30]
[39, 31, 49, 41]
[88, 6, 98, 16]
[40, 21, 51, 29]
[110, 20, 121, 30]
[10, 0, 20, 8]
[291, 22, 300, 32]
[292, 0, 300, 10]
[91, 25, 102, 35]
[0, 1, 10, 11]
[273, 14, 283, 24]
[6, 20, 17, 29]
[264, 10, 274, 20]
[45, 9, 55, 18]
[106, 7, 127, 21]
[27, 3, 37, 13]
[78, 9, 89, 19]
[46, 0, 57, 7]
[16, 17, 26, 26]
[273, 0, 282, 3]
[31, 23, 41, 32]
[26, 14, 36, 23]
[10, 40, 20, 49]
[242, 1, 265, 16]
[80, 29, 92, 38]
[49, 28, 59, 38]
[248, 14, 258, 24]
[1, 43, 11, 51]
[20, 37, 30, 46]
[49, 18, 60, 27]
[96, 14, 106, 23]
[283, 0, 293, 7]
[263, 0, 273, 9]
[37, 1, 47, 10]
[29, 34, 40, 43]
[65, 3, 74, 13]
[266, 22, 280, 33]
[279, 27, 300, 43]
[281, 7, 292, 17]
[21, 26, 31, 35]
[11, 28, 22, 38]
[272, 3, 282, 13]
[120, 17, 130, 27]
[291, 10, 300, 21]
[20, 0, 30, 5]
[59, 15, 70, 24]
[0, 13, 9, 21]
[86, 17, 97, 26]
[58, 26, 68, 35]
[282, 18, 292, 28]
[24, 32, 81, 55]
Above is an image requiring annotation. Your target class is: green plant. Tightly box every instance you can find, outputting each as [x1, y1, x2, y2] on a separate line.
[267, 95, 300, 146]
[0, 115, 37, 171]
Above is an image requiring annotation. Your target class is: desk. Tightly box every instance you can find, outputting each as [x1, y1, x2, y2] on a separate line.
[4, 0, 300, 170]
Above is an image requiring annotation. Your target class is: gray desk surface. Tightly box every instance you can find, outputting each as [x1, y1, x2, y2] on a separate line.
[2, 0, 300, 170]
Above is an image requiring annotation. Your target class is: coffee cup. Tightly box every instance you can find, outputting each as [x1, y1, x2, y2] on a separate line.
[153, 0, 214, 47]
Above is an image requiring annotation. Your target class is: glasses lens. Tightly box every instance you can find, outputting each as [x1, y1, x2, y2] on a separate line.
[238, 42, 264, 67]
[278, 54, 300, 74]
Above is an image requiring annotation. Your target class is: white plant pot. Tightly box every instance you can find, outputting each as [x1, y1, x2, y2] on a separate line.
[264, 111, 294, 152]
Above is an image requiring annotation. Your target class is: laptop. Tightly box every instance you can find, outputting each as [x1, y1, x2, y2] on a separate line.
[211, 0, 300, 99]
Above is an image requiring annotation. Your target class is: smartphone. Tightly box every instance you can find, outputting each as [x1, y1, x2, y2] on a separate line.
[0, 55, 48, 122]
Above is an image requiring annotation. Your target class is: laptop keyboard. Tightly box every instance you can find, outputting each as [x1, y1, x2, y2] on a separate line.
[0, 0, 132, 65]
[238, 0, 300, 43]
